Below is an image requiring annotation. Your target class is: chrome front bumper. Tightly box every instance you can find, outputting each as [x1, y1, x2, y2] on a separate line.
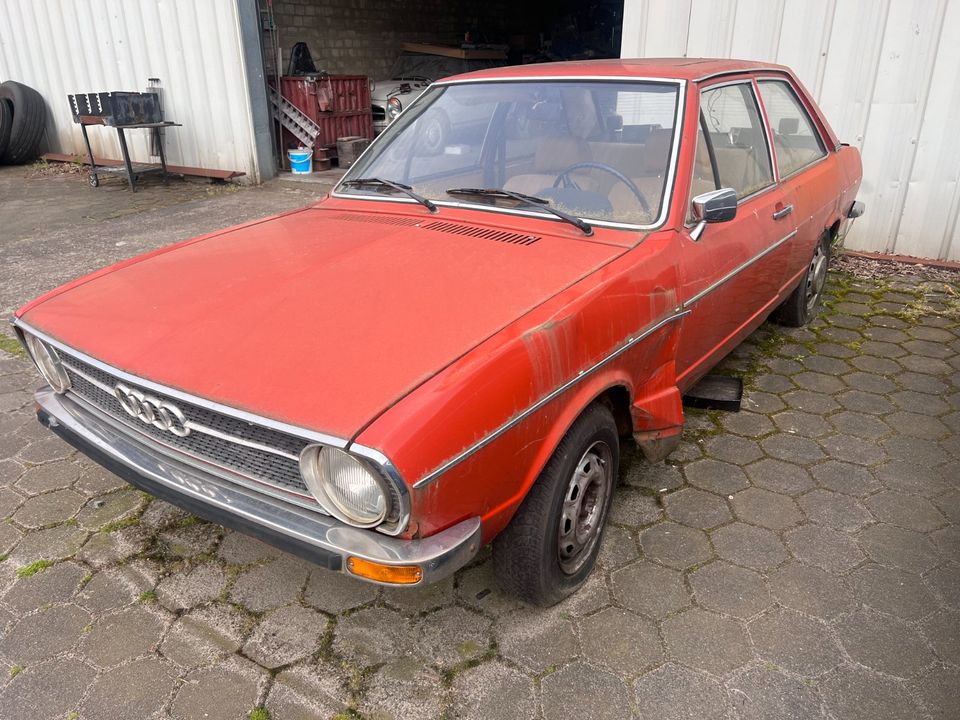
[35, 388, 481, 585]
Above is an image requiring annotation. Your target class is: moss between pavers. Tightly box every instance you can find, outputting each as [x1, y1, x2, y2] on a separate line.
[15, 559, 54, 578]
[0, 333, 25, 358]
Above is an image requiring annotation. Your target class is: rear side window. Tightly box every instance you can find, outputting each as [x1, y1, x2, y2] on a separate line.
[757, 80, 826, 177]
[699, 83, 773, 198]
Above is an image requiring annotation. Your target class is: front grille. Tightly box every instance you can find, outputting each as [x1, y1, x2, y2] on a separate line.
[60, 353, 318, 503]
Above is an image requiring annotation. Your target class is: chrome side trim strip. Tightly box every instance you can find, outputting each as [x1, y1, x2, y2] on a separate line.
[13, 318, 349, 448]
[412, 310, 689, 489]
[682, 230, 798, 309]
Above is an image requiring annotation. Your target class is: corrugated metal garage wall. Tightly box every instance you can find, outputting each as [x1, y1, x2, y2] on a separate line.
[0, 0, 266, 181]
[622, 0, 960, 261]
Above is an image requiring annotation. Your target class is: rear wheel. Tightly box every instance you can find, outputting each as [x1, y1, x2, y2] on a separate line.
[493, 403, 618, 606]
[775, 234, 830, 327]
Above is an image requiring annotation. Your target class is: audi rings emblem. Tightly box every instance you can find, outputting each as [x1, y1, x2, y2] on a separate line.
[114, 383, 191, 437]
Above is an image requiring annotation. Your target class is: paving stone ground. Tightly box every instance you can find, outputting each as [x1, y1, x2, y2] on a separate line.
[1, 170, 959, 718]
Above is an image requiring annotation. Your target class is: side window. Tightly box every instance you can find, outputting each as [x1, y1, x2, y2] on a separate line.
[687, 120, 719, 224]
[699, 83, 773, 198]
[757, 80, 826, 177]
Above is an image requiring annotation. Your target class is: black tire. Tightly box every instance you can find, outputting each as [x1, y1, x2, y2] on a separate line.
[493, 402, 619, 606]
[0, 81, 46, 165]
[0, 99, 13, 159]
[774, 234, 830, 327]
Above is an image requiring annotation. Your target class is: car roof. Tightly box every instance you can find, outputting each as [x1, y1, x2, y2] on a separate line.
[440, 57, 792, 84]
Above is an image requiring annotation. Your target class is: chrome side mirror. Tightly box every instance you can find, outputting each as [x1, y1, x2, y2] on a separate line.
[690, 187, 737, 240]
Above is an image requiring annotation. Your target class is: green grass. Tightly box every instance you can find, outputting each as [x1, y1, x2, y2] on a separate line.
[9, 665, 23, 678]
[16, 559, 54, 578]
[99, 515, 140, 533]
[249, 708, 271, 720]
[137, 590, 157, 604]
[0, 333, 26, 358]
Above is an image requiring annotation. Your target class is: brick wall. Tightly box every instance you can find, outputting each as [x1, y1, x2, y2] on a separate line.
[263, 0, 512, 80]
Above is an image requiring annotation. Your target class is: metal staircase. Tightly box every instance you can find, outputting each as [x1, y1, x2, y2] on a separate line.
[268, 87, 320, 148]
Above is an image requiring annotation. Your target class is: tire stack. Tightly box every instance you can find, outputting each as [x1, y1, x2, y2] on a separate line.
[0, 81, 46, 165]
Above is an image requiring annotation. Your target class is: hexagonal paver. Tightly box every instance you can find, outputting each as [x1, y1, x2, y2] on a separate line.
[811, 460, 881, 497]
[662, 608, 752, 676]
[819, 433, 888, 466]
[784, 523, 864, 572]
[412, 607, 492, 666]
[782, 390, 839, 415]
[664, 488, 731, 529]
[11, 488, 85, 528]
[639, 522, 713, 569]
[768, 562, 854, 619]
[865, 491, 946, 532]
[611, 560, 689, 619]
[155, 562, 227, 612]
[0, 603, 90, 664]
[683, 458, 750, 496]
[887, 411, 950, 440]
[760, 434, 826, 465]
[0, 560, 86, 613]
[921, 609, 960, 666]
[634, 663, 728, 720]
[712, 522, 788, 570]
[689, 561, 771, 619]
[14, 460, 79, 495]
[159, 604, 247, 669]
[80, 606, 165, 667]
[837, 390, 895, 415]
[772, 409, 832, 438]
[910, 665, 960, 720]
[744, 458, 814, 496]
[449, 661, 537, 720]
[874, 460, 952, 497]
[0, 657, 96, 720]
[798, 489, 873, 532]
[358, 657, 444, 720]
[496, 606, 579, 673]
[823, 667, 923, 720]
[858, 524, 939, 573]
[170, 659, 267, 720]
[244, 604, 327, 669]
[580, 607, 662, 676]
[730, 488, 802, 529]
[836, 609, 935, 677]
[882, 435, 951, 468]
[80, 656, 177, 720]
[849, 565, 939, 620]
[455, 558, 527, 616]
[720, 410, 774, 438]
[702, 435, 763, 465]
[303, 568, 378, 614]
[542, 662, 632, 720]
[228, 557, 309, 612]
[608, 487, 661, 526]
[749, 607, 841, 676]
[728, 665, 823, 720]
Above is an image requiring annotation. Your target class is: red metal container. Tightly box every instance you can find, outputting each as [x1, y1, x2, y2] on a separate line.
[277, 75, 373, 160]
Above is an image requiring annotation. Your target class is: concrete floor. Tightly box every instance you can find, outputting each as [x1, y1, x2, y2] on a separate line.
[0, 163, 958, 719]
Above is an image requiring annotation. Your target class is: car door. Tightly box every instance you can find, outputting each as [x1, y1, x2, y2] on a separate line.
[675, 78, 798, 388]
[755, 77, 832, 276]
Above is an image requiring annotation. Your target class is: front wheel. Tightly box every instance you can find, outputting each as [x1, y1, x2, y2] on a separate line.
[775, 234, 830, 327]
[493, 403, 619, 606]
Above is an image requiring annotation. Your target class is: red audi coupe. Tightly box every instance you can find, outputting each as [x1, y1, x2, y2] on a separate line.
[14, 59, 862, 604]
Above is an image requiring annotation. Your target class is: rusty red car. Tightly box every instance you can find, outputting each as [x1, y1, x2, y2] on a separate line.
[14, 59, 863, 605]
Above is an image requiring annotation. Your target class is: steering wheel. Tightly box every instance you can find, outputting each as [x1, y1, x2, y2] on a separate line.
[553, 161, 651, 214]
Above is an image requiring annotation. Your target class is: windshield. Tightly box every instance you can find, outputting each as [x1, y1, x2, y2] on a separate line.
[338, 80, 681, 227]
[389, 53, 503, 81]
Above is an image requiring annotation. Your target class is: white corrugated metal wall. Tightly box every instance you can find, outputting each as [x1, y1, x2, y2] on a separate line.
[0, 0, 266, 181]
[622, 0, 960, 261]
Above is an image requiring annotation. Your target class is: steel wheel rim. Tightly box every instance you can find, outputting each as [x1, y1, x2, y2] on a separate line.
[557, 440, 614, 575]
[805, 243, 828, 314]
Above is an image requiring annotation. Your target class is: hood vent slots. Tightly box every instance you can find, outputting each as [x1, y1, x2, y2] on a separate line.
[324, 213, 422, 227]
[421, 221, 540, 246]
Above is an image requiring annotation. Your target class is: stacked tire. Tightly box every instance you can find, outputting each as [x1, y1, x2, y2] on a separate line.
[0, 81, 46, 164]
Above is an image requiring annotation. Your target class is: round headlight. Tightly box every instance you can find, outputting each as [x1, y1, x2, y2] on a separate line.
[24, 334, 70, 394]
[300, 445, 388, 527]
[387, 97, 402, 119]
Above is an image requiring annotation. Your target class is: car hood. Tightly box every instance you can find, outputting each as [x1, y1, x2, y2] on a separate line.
[18, 204, 625, 441]
[370, 79, 429, 105]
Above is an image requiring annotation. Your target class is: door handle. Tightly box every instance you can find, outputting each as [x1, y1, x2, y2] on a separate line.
[772, 204, 794, 220]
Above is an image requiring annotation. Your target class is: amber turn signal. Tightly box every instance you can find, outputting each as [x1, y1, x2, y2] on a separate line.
[346, 557, 423, 584]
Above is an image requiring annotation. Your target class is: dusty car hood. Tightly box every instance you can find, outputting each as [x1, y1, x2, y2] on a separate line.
[19, 205, 624, 440]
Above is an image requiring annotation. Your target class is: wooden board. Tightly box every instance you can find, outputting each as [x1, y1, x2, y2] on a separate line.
[400, 42, 507, 60]
[42, 153, 245, 180]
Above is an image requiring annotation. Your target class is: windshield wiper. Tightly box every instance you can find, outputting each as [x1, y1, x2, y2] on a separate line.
[445, 187, 593, 236]
[341, 177, 438, 213]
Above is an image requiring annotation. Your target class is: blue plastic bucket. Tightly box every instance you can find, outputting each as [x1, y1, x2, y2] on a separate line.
[288, 148, 313, 174]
